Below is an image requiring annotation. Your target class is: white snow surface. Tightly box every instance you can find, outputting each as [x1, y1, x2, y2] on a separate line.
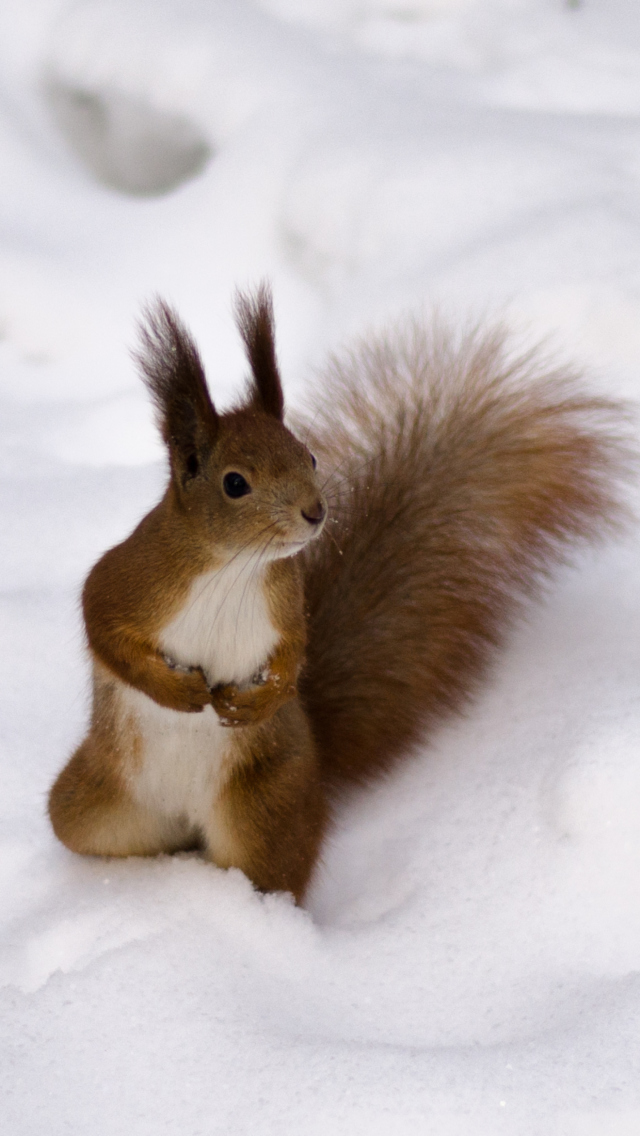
[2, 2, 640, 1133]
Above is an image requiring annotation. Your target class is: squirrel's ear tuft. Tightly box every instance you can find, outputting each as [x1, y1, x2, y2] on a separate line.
[136, 299, 218, 483]
[235, 283, 285, 421]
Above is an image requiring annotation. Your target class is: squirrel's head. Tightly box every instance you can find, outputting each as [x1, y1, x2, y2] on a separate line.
[137, 285, 327, 560]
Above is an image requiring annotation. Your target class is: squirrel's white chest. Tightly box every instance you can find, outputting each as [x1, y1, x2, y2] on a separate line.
[121, 559, 279, 829]
[159, 558, 279, 686]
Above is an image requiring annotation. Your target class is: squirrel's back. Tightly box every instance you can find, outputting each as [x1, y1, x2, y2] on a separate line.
[300, 320, 632, 787]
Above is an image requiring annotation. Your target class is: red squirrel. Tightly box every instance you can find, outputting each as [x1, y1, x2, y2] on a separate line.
[48, 287, 630, 901]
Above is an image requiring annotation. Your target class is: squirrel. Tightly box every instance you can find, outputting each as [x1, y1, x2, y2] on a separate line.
[48, 286, 631, 902]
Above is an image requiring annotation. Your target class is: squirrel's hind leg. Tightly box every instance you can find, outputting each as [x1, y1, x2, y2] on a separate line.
[204, 702, 328, 903]
[48, 737, 196, 858]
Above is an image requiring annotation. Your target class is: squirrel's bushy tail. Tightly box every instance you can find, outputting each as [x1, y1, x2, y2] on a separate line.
[299, 320, 633, 788]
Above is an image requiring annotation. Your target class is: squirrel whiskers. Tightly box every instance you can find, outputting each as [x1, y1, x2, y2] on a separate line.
[48, 292, 633, 900]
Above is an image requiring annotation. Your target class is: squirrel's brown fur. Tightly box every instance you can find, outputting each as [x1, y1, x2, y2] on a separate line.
[48, 293, 631, 901]
[300, 321, 631, 788]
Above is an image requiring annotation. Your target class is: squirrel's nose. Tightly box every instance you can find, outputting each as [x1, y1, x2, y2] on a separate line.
[301, 500, 326, 526]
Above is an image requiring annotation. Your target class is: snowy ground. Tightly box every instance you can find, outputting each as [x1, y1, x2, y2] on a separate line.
[2, 1, 640, 1133]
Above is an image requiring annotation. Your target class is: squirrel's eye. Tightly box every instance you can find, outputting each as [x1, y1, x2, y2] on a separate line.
[311, 454, 317, 470]
[223, 472, 251, 498]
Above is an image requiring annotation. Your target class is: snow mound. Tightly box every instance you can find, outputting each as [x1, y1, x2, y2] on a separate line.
[47, 80, 212, 196]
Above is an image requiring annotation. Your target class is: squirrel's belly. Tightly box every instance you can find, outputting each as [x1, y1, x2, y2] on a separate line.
[119, 684, 234, 830]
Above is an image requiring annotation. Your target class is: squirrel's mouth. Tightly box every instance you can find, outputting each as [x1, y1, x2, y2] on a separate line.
[280, 539, 308, 551]
[277, 537, 312, 553]
[272, 521, 326, 558]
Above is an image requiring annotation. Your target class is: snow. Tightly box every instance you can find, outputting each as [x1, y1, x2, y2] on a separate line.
[2, 1, 640, 1133]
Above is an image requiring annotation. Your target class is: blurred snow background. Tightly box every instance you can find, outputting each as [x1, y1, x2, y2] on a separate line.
[2, 1, 640, 1133]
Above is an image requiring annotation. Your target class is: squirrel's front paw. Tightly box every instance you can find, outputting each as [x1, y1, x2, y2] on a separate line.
[179, 669, 212, 713]
[154, 661, 211, 713]
[210, 683, 260, 727]
[210, 678, 295, 728]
